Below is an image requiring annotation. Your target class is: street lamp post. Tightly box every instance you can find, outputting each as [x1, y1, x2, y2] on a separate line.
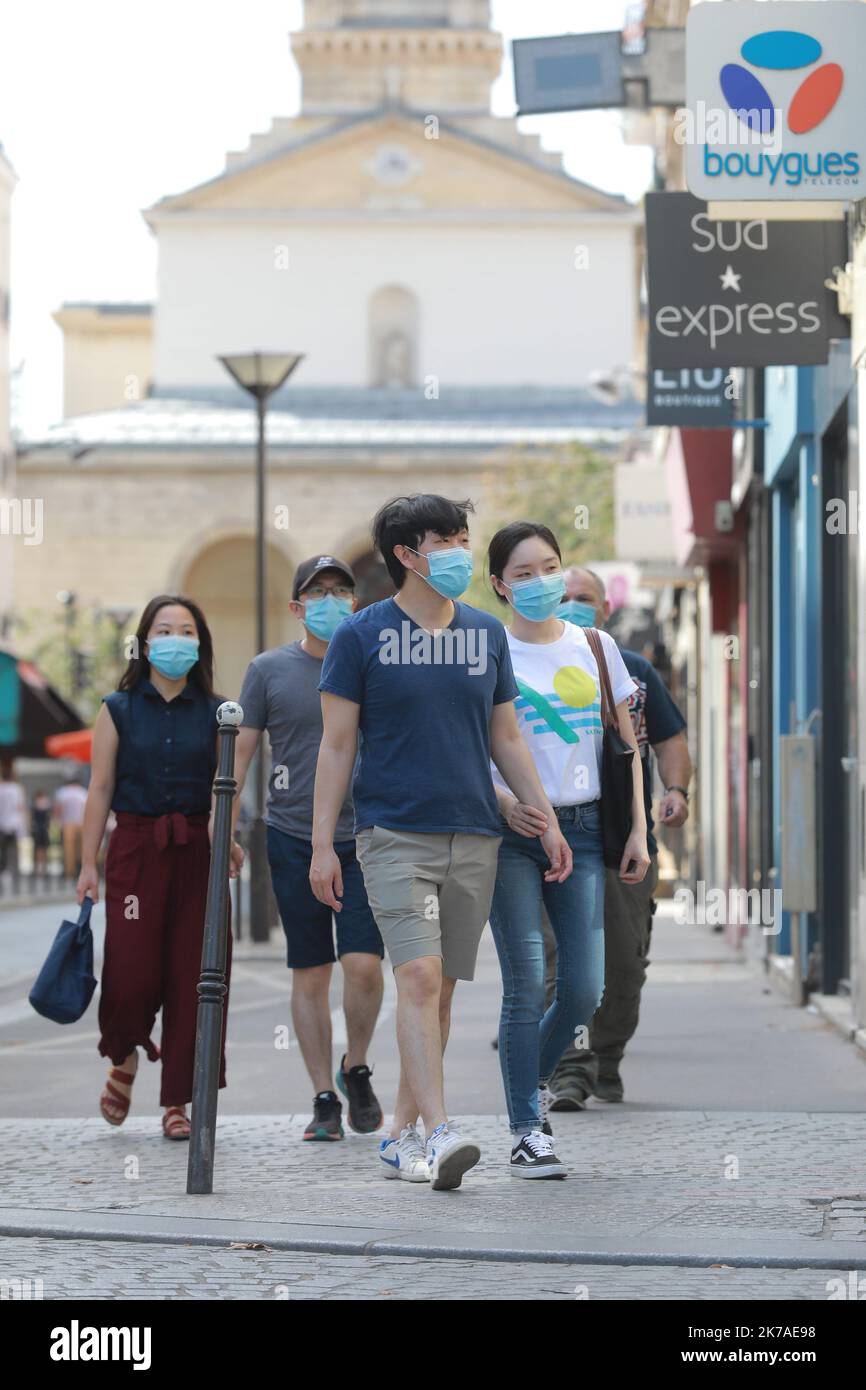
[216, 352, 305, 942]
[56, 590, 77, 699]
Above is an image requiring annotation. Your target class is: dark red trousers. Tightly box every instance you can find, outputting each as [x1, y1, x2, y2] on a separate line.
[98, 811, 232, 1107]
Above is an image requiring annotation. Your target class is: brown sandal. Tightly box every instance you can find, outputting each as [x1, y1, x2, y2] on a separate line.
[162, 1106, 191, 1141]
[100, 1065, 137, 1127]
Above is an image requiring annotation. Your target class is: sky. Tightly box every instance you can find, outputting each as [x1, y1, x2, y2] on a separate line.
[0, 0, 653, 434]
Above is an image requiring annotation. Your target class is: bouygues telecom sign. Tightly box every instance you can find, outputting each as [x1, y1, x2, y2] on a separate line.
[685, 1, 866, 201]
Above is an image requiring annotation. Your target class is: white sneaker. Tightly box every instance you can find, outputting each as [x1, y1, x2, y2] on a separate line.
[510, 1129, 567, 1180]
[425, 1122, 481, 1191]
[379, 1124, 430, 1182]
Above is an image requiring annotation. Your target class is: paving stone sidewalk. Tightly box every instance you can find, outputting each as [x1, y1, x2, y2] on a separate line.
[2, 1109, 865, 1285]
[1, 1237, 859, 1301]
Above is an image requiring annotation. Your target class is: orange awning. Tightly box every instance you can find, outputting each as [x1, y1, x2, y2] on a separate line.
[45, 729, 93, 763]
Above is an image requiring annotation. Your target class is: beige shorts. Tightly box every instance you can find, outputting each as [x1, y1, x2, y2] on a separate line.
[354, 826, 502, 980]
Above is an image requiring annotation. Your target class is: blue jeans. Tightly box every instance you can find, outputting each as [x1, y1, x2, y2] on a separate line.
[489, 803, 605, 1134]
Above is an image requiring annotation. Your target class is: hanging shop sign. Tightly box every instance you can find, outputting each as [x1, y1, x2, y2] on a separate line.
[685, 1, 866, 202]
[645, 191, 849, 368]
[645, 363, 735, 427]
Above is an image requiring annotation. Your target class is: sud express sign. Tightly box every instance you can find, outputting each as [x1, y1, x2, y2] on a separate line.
[685, 1, 866, 201]
[645, 192, 849, 369]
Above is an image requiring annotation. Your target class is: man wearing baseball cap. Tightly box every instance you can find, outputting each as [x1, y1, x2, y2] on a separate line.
[233, 555, 386, 1143]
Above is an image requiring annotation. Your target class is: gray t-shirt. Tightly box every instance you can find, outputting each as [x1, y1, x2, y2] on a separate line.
[238, 641, 354, 843]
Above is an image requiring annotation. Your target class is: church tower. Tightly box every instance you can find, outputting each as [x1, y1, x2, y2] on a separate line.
[292, 0, 502, 113]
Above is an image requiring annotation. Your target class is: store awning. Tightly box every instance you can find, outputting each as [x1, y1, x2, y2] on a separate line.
[45, 729, 93, 763]
[663, 427, 737, 569]
[0, 651, 86, 758]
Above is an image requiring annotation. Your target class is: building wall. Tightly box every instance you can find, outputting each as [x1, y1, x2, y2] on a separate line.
[152, 219, 636, 391]
[857, 364, 866, 1035]
[57, 320, 153, 418]
[0, 149, 17, 627]
[14, 446, 500, 701]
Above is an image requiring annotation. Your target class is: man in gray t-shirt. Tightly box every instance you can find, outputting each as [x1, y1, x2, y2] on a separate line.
[234, 554, 385, 1144]
[240, 641, 355, 843]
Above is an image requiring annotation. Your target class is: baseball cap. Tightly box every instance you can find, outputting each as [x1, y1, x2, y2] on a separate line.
[292, 554, 356, 601]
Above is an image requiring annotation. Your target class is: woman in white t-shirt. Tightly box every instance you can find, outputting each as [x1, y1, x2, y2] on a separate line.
[487, 522, 649, 1180]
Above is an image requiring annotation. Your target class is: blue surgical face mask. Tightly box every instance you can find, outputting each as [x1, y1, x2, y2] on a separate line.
[407, 545, 473, 600]
[147, 635, 199, 679]
[559, 599, 597, 628]
[505, 571, 566, 623]
[303, 594, 352, 640]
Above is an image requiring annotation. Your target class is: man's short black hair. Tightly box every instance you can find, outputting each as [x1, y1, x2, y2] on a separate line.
[372, 495, 475, 589]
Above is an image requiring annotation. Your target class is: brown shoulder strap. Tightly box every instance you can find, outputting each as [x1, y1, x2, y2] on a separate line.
[585, 628, 616, 730]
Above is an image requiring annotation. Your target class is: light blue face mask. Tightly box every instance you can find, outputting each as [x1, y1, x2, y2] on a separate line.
[559, 599, 597, 628]
[506, 571, 566, 623]
[303, 594, 352, 640]
[147, 635, 199, 679]
[407, 545, 473, 600]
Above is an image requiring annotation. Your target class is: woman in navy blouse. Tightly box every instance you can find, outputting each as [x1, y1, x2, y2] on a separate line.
[77, 594, 240, 1139]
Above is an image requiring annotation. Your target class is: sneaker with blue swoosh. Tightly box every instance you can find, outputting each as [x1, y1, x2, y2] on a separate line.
[379, 1124, 430, 1182]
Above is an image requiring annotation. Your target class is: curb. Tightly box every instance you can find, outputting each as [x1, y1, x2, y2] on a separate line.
[2, 1207, 865, 1271]
[0, 891, 72, 912]
[811, 992, 866, 1059]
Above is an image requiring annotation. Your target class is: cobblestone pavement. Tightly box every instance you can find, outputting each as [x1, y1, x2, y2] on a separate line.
[1, 1237, 860, 1301]
[4, 909, 865, 1299]
[1, 1111, 864, 1254]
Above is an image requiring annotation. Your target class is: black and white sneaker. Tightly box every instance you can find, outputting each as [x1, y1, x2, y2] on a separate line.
[510, 1129, 566, 1179]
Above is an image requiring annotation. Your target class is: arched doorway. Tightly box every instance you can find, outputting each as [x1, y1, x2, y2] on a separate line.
[181, 537, 296, 699]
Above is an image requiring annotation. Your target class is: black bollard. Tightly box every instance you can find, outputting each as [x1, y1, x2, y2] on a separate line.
[187, 699, 243, 1195]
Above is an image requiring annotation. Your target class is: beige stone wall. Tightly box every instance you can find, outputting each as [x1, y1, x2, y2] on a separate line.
[14, 446, 502, 701]
[53, 308, 153, 418]
[304, 1, 491, 26]
[293, 3, 500, 114]
[185, 117, 610, 215]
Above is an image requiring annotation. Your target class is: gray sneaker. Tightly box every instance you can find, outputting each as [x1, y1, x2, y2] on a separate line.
[594, 1070, 624, 1103]
[549, 1076, 591, 1112]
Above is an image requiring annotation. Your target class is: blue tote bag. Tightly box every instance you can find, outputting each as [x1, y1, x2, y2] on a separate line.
[29, 894, 97, 1024]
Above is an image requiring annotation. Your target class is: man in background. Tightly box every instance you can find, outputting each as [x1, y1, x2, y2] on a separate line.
[235, 555, 385, 1143]
[53, 773, 88, 881]
[548, 566, 692, 1107]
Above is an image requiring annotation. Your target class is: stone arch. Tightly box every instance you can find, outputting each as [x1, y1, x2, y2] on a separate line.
[369, 285, 419, 389]
[178, 533, 298, 701]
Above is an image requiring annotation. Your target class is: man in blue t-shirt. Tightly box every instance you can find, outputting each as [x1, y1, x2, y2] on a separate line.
[311, 494, 572, 1191]
[549, 566, 692, 1107]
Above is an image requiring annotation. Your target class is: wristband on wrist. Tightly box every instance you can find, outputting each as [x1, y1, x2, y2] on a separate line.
[665, 785, 689, 802]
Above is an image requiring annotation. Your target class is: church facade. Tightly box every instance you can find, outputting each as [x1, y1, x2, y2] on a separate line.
[17, 0, 640, 700]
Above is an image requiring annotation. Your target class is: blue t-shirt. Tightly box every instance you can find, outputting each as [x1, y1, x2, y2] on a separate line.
[620, 649, 687, 853]
[319, 597, 519, 837]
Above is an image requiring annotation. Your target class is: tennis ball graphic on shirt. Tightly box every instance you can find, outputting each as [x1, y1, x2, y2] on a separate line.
[552, 665, 597, 710]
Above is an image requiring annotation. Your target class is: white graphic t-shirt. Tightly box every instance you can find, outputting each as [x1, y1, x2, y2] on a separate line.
[492, 624, 636, 807]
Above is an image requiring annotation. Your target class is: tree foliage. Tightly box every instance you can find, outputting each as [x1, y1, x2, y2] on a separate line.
[465, 442, 616, 615]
